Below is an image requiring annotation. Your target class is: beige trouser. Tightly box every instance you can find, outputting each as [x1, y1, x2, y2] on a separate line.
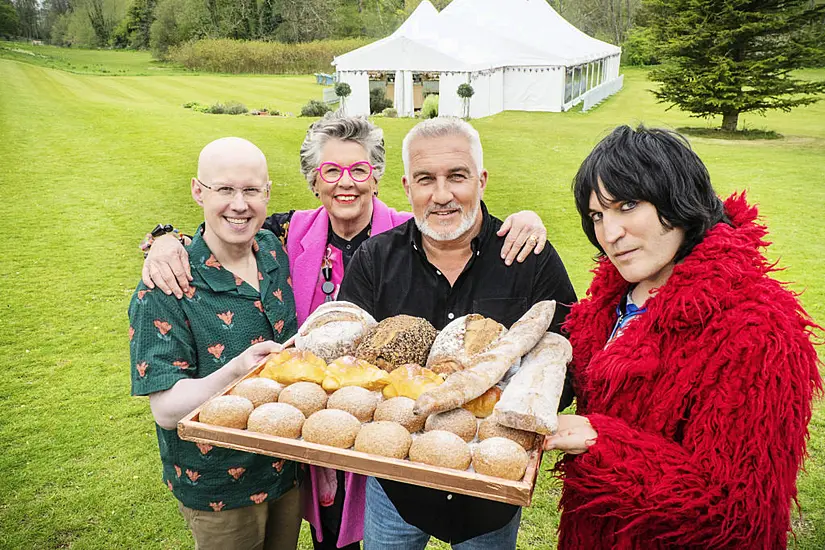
[177, 487, 302, 550]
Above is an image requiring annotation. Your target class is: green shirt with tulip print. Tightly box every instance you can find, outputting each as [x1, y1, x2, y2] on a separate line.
[129, 225, 299, 512]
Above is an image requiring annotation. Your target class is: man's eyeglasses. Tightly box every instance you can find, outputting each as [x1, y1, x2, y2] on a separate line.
[195, 178, 270, 202]
[316, 161, 374, 184]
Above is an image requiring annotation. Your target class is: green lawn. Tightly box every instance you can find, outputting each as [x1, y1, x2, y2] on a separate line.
[0, 52, 823, 549]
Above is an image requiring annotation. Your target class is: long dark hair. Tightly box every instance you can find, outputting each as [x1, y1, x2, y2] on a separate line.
[573, 125, 728, 262]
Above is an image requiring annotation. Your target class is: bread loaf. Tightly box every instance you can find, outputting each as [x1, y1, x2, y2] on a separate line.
[426, 314, 506, 375]
[355, 315, 438, 372]
[493, 332, 571, 434]
[413, 301, 557, 417]
[295, 301, 377, 362]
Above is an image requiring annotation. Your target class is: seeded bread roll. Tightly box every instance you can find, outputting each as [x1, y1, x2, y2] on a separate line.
[374, 397, 427, 433]
[409, 430, 471, 470]
[327, 386, 382, 422]
[426, 314, 507, 375]
[478, 417, 536, 451]
[355, 315, 438, 372]
[247, 402, 305, 438]
[424, 408, 478, 443]
[278, 382, 328, 418]
[472, 437, 529, 480]
[295, 301, 377, 362]
[230, 377, 284, 408]
[199, 395, 254, 429]
[354, 421, 412, 459]
[302, 409, 361, 448]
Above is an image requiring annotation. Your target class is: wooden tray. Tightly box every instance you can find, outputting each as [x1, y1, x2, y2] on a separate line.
[178, 360, 545, 507]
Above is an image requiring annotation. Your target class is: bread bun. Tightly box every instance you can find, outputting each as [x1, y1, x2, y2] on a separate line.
[409, 430, 471, 470]
[199, 395, 253, 429]
[355, 421, 412, 459]
[472, 437, 529, 480]
[295, 301, 377, 362]
[247, 402, 305, 438]
[462, 386, 502, 418]
[355, 315, 438, 372]
[278, 382, 328, 418]
[424, 408, 478, 442]
[478, 417, 536, 451]
[230, 377, 284, 408]
[374, 397, 427, 433]
[302, 409, 361, 448]
[327, 386, 381, 422]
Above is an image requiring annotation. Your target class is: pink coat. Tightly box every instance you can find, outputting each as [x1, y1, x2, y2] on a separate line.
[286, 197, 411, 547]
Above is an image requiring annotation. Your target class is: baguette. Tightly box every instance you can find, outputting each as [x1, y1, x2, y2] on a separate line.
[492, 332, 572, 434]
[413, 300, 557, 417]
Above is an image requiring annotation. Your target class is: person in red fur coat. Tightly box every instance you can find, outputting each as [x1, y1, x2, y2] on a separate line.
[545, 125, 822, 549]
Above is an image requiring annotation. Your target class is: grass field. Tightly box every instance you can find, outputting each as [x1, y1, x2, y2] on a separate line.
[0, 45, 823, 549]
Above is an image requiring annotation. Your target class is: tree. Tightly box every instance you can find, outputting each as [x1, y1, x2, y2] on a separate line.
[457, 82, 474, 119]
[646, 0, 825, 131]
[335, 81, 352, 114]
[0, 0, 19, 37]
[13, 0, 40, 38]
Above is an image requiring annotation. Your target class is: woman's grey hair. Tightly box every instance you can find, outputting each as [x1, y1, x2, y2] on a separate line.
[401, 117, 484, 178]
[299, 113, 386, 190]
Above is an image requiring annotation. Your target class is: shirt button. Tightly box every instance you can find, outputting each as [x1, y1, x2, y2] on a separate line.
[436, 270, 442, 276]
[447, 312, 455, 320]
[447, 494, 453, 500]
[346, 244, 351, 250]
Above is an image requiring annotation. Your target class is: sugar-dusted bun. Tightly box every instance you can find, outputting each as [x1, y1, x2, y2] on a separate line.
[355, 315, 438, 372]
[327, 386, 382, 422]
[199, 395, 254, 429]
[230, 377, 284, 408]
[355, 421, 412, 459]
[409, 430, 471, 470]
[424, 408, 478, 443]
[247, 402, 305, 438]
[295, 301, 377, 362]
[374, 397, 427, 433]
[426, 314, 506, 375]
[302, 409, 361, 448]
[477, 417, 536, 451]
[278, 382, 328, 418]
[472, 437, 529, 480]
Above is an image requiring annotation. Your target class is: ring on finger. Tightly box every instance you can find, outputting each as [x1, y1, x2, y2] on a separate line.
[526, 234, 539, 245]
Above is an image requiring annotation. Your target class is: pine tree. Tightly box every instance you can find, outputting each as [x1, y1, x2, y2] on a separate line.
[645, 0, 825, 131]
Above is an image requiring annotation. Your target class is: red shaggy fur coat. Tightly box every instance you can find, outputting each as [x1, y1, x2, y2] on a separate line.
[558, 194, 822, 550]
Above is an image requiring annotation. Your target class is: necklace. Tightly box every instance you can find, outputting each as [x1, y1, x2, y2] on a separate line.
[321, 245, 335, 302]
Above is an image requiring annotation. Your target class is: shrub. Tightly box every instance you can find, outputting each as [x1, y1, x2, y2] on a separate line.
[622, 26, 660, 66]
[370, 87, 393, 114]
[301, 99, 332, 117]
[382, 107, 397, 118]
[457, 83, 474, 99]
[421, 94, 439, 119]
[334, 82, 352, 98]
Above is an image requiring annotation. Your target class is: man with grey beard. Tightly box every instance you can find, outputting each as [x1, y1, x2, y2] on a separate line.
[338, 117, 577, 549]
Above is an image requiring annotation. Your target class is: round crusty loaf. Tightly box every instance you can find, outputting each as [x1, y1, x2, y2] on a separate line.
[278, 382, 328, 418]
[472, 437, 529, 480]
[230, 377, 284, 408]
[295, 301, 377, 362]
[355, 315, 438, 372]
[327, 386, 381, 422]
[302, 409, 361, 448]
[199, 395, 254, 429]
[478, 417, 536, 451]
[247, 402, 305, 438]
[354, 421, 412, 459]
[374, 397, 427, 433]
[409, 430, 471, 470]
[424, 408, 478, 443]
[426, 314, 506, 375]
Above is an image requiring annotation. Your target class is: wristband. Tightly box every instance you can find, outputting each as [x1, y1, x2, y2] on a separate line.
[139, 225, 185, 257]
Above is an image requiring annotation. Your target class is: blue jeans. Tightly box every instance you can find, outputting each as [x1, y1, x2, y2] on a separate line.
[363, 476, 521, 550]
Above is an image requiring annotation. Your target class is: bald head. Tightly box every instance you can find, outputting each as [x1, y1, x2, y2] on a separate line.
[197, 137, 269, 185]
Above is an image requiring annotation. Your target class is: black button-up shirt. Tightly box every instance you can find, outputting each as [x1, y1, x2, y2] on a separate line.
[338, 202, 577, 544]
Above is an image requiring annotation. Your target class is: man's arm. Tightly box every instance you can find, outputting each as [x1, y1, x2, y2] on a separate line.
[337, 244, 376, 317]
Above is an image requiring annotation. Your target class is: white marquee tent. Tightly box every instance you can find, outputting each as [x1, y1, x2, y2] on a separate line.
[332, 0, 623, 118]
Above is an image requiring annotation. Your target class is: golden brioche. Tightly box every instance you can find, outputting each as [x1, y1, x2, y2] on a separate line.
[327, 386, 382, 422]
[374, 397, 427, 433]
[424, 408, 478, 443]
[302, 409, 361, 448]
[199, 395, 254, 429]
[462, 386, 502, 418]
[246, 402, 305, 438]
[472, 437, 529, 480]
[382, 364, 444, 399]
[409, 430, 471, 470]
[278, 382, 328, 417]
[477, 417, 536, 451]
[322, 355, 390, 392]
[354, 421, 412, 459]
[230, 377, 284, 408]
[260, 348, 327, 385]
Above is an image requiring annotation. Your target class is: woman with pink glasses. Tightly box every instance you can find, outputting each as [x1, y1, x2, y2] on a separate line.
[142, 113, 548, 550]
